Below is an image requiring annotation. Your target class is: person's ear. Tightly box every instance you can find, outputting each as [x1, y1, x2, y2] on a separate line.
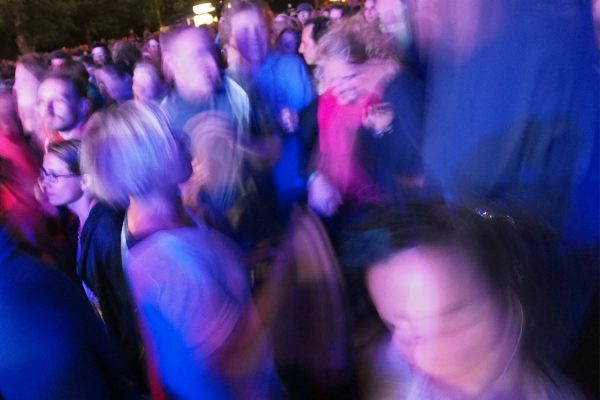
[81, 173, 92, 193]
[79, 97, 91, 118]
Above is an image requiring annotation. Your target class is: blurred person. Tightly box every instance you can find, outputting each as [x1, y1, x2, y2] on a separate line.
[272, 13, 293, 44]
[418, 1, 599, 378]
[372, 0, 423, 78]
[328, 3, 350, 23]
[160, 25, 250, 141]
[91, 42, 111, 67]
[161, 24, 280, 254]
[296, 2, 313, 26]
[220, 0, 316, 217]
[299, 16, 331, 68]
[0, 94, 45, 247]
[363, 0, 379, 24]
[82, 101, 274, 399]
[13, 54, 49, 148]
[308, 17, 399, 216]
[112, 40, 143, 76]
[49, 49, 70, 70]
[277, 28, 301, 55]
[142, 36, 161, 66]
[352, 205, 585, 399]
[41, 140, 148, 394]
[37, 70, 91, 143]
[132, 61, 166, 103]
[0, 226, 135, 399]
[95, 62, 134, 105]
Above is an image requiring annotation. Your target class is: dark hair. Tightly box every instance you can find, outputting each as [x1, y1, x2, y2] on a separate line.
[50, 50, 69, 60]
[46, 139, 82, 175]
[57, 60, 90, 84]
[112, 40, 142, 76]
[41, 70, 88, 99]
[328, 3, 350, 16]
[342, 202, 565, 361]
[305, 16, 330, 42]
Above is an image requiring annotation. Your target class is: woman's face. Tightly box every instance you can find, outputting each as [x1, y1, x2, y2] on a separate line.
[367, 245, 508, 384]
[41, 153, 83, 206]
[320, 57, 365, 105]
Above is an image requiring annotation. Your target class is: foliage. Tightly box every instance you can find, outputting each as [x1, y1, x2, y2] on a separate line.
[0, 0, 199, 59]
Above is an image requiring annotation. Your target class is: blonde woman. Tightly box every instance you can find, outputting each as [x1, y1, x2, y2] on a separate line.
[82, 101, 271, 399]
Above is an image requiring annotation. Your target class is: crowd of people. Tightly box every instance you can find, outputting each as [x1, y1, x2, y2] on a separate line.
[0, 0, 598, 399]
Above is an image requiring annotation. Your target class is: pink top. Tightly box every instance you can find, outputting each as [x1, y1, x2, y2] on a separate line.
[317, 90, 382, 205]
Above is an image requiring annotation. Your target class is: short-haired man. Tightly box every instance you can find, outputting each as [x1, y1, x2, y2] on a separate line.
[299, 16, 330, 67]
[37, 71, 90, 142]
[160, 25, 250, 141]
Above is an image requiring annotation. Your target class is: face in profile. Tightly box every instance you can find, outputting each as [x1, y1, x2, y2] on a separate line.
[367, 245, 510, 385]
[299, 25, 317, 65]
[37, 78, 82, 132]
[230, 8, 269, 66]
[166, 29, 221, 103]
[41, 153, 83, 206]
[320, 58, 365, 105]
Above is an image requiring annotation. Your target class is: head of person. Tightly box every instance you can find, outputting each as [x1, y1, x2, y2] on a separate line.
[296, 2, 313, 25]
[272, 13, 292, 42]
[316, 17, 395, 104]
[37, 71, 89, 134]
[81, 101, 191, 208]
[50, 50, 70, 70]
[373, 0, 405, 33]
[160, 25, 221, 103]
[277, 28, 301, 55]
[219, 0, 271, 67]
[91, 43, 111, 67]
[354, 205, 538, 394]
[133, 60, 166, 103]
[299, 16, 330, 66]
[328, 3, 349, 23]
[14, 54, 49, 134]
[41, 140, 84, 207]
[95, 62, 133, 104]
[111, 40, 142, 77]
[143, 36, 161, 64]
[363, 0, 379, 23]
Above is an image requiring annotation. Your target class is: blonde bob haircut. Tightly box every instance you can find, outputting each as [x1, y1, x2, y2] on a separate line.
[81, 101, 191, 207]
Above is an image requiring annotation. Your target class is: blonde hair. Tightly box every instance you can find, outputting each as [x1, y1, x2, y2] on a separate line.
[81, 101, 190, 207]
[316, 15, 398, 65]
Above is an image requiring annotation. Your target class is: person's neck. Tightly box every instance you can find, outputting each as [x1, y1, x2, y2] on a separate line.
[68, 194, 97, 230]
[126, 190, 191, 239]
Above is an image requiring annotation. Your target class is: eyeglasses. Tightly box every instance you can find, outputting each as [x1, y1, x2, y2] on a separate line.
[39, 168, 80, 183]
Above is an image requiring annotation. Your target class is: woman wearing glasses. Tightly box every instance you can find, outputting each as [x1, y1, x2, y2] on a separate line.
[40, 140, 147, 395]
